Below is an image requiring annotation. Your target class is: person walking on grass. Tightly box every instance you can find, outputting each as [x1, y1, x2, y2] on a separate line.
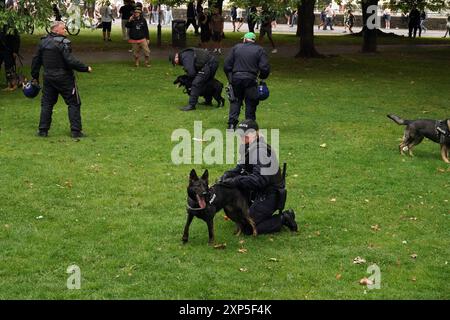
[126, 8, 151, 67]
[259, 6, 277, 54]
[100, 1, 114, 42]
[443, 16, 450, 38]
[324, 4, 335, 30]
[236, 7, 245, 31]
[230, 6, 237, 32]
[31, 21, 92, 138]
[210, 7, 224, 54]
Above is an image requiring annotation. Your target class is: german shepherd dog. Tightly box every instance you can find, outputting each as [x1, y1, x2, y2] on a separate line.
[388, 114, 450, 163]
[183, 169, 257, 245]
[173, 74, 225, 107]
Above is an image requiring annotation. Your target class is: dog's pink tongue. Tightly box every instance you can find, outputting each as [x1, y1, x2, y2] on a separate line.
[196, 195, 206, 209]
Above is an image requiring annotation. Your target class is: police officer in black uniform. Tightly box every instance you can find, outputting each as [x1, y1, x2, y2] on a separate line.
[170, 47, 218, 111]
[31, 21, 92, 138]
[221, 119, 298, 235]
[223, 32, 270, 130]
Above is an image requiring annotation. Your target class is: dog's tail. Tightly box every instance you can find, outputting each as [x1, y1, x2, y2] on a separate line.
[387, 114, 410, 125]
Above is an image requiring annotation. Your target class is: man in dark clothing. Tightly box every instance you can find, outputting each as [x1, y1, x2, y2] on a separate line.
[186, 1, 199, 35]
[408, 7, 421, 38]
[0, 25, 20, 91]
[31, 21, 92, 138]
[220, 119, 298, 235]
[247, 6, 257, 33]
[120, 0, 135, 40]
[170, 47, 218, 111]
[223, 32, 270, 130]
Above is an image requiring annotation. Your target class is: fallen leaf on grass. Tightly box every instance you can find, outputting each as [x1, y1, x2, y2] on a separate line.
[239, 268, 248, 272]
[336, 273, 342, 280]
[411, 276, 417, 282]
[330, 198, 337, 202]
[359, 277, 373, 286]
[371, 224, 380, 232]
[353, 257, 366, 264]
[35, 216, 44, 220]
[213, 243, 226, 249]
[320, 143, 327, 148]
[315, 231, 321, 236]
[238, 248, 247, 254]
[268, 258, 279, 262]
[411, 253, 418, 259]
[239, 240, 245, 245]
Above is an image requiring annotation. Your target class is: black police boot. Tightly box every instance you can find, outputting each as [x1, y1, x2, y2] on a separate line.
[71, 131, 85, 138]
[36, 130, 48, 137]
[281, 209, 298, 232]
[180, 105, 196, 111]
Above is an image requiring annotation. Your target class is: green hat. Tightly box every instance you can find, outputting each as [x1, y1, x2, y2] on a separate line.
[242, 32, 256, 41]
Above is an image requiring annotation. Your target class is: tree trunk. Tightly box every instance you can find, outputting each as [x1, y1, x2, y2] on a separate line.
[361, 0, 378, 53]
[296, 0, 322, 58]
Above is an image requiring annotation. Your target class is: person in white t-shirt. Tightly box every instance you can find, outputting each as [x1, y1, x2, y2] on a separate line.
[100, 1, 114, 41]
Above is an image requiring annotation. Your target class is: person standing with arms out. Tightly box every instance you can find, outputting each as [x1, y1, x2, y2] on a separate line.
[120, 0, 134, 41]
[223, 32, 270, 130]
[31, 21, 92, 138]
[100, 1, 114, 42]
[169, 47, 218, 111]
[126, 7, 151, 67]
[210, 7, 224, 54]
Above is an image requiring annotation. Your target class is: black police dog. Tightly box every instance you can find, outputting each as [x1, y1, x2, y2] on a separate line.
[183, 169, 257, 245]
[174, 75, 225, 107]
[388, 114, 450, 163]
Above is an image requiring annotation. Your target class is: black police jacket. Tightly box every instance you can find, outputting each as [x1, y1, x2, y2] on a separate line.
[224, 136, 284, 196]
[223, 42, 270, 81]
[31, 33, 89, 79]
[179, 48, 215, 78]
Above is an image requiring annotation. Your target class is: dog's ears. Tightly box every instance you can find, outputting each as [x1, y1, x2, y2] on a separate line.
[189, 169, 198, 181]
[201, 169, 209, 182]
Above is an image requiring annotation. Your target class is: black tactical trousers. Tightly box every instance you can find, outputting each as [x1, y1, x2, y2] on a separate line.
[228, 78, 259, 127]
[242, 193, 282, 235]
[188, 59, 218, 107]
[39, 75, 82, 133]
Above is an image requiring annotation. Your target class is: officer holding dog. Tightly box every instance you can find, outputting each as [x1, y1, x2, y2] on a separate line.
[221, 119, 298, 235]
[31, 21, 92, 138]
[169, 47, 218, 111]
[223, 32, 270, 130]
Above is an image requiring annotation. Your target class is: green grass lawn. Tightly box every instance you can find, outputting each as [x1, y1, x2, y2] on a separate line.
[0, 36, 449, 299]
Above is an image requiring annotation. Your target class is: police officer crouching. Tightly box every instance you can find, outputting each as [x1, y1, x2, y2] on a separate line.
[169, 47, 218, 111]
[220, 119, 298, 235]
[31, 21, 92, 138]
[224, 32, 270, 130]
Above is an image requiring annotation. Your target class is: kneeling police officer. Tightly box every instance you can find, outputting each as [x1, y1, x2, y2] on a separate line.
[31, 21, 92, 138]
[221, 119, 298, 235]
[170, 47, 218, 111]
